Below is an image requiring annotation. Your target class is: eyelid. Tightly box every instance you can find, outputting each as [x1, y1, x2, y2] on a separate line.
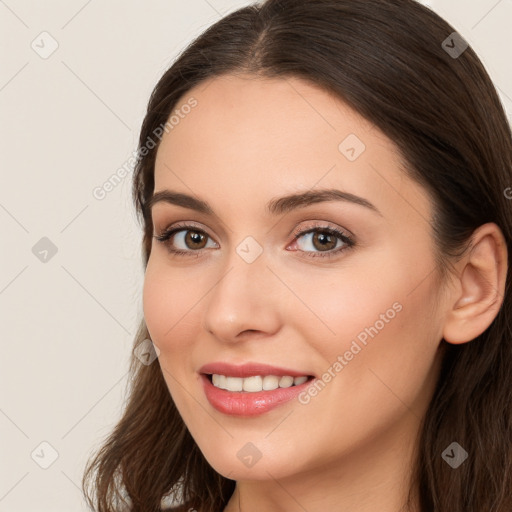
[156, 220, 214, 239]
[289, 220, 353, 241]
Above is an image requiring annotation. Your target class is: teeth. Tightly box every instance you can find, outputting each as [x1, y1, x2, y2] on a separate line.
[279, 376, 294, 388]
[293, 376, 308, 385]
[226, 376, 243, 392]
[263, 375, 279, 390]
[211, 374, 310, 392]
[243, 376, 263, 392]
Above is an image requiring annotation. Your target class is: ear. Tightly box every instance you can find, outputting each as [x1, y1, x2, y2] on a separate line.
[442, 222, 508, 344]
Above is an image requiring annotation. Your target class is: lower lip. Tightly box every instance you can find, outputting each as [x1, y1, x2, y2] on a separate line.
[200, 374, 314, 416]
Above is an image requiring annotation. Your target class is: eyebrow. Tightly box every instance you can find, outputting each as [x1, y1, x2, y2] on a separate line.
[147, 188, 383, 217]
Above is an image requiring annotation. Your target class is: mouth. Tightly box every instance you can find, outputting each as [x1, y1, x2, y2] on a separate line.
[199, 371, 316, 416]
[198, 362, 317, 415]
[203, 373, 315, 393]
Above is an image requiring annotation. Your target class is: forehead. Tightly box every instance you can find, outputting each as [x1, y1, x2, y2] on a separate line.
[152, 73, 432, 225]
[159, 73, 378, 157]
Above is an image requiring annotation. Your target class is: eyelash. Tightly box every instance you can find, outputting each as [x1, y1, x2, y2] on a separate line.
[153, 221, 356, 260]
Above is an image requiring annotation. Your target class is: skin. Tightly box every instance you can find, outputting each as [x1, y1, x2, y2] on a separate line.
[142, 73, 508, 512]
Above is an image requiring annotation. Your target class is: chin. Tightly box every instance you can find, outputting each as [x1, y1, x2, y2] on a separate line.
[196, 441, 301, 482]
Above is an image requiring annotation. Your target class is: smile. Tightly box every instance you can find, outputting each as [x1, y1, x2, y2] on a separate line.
[209, 374, 310, 392]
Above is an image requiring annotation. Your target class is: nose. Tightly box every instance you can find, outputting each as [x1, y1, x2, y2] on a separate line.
[202, 246, 282, 343]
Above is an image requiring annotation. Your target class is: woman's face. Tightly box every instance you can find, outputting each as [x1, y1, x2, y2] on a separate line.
[143, 74, 448, 482]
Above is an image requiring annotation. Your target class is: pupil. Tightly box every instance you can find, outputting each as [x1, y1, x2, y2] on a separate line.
[189, 231, 203, 247]
[315, 232, 334, 250]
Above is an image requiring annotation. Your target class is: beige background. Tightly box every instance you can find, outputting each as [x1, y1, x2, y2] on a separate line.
[0, 0, 510, 510]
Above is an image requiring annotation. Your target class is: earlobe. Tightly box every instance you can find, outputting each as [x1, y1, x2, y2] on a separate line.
[442, 223, 508, 345]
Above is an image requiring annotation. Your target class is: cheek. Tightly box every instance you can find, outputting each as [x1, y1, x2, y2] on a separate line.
[309, 277, 440, 427]
[283, 260, 404, 355]
[291, 249, 441, 397]
[142, 268, 168, 344]
[142, 261, 203, 411]
[286, 287, 440, 467]
[142, 259, 199, 351]
[309, 238, 438, 353]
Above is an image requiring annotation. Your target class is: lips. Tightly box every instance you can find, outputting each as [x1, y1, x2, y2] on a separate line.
[198, 361, 316, 416]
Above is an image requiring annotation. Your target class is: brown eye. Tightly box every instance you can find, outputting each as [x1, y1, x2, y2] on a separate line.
[183, 230, 208, 250]
[289, 224, 356, 260]
[154, 225, 218, 255]
[311, 231, 338, 251]
[294, 228, 349, 254]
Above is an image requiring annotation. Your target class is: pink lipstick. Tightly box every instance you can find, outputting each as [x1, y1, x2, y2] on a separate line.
[199, 362, 316, 416]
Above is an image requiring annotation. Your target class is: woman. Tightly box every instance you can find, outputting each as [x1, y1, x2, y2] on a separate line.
[82, 0, 512, 511]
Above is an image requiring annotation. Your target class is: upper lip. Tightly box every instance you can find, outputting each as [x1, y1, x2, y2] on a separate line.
[199, 362, 315, 378]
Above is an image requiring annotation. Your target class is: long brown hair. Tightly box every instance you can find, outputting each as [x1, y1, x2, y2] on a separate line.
[82, 0, 512, 510]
